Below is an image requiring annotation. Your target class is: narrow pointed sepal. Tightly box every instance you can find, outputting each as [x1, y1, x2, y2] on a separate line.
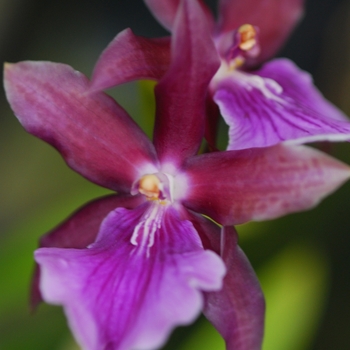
[90, 29, 171, 92]
[182, 144, 350, 225]
[152, 0, 220, 166]
[203, 226, 265, 350]
[4, 62, 158, 192]
[35, 203, 225, 350]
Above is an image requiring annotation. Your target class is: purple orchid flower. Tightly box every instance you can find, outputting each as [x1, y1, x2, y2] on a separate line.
[143, 0, 350, 150]
[3, 1, 350, 349]
[92, 0, 350, 150]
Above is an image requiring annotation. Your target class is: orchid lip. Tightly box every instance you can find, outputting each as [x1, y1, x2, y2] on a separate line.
[130, 202, 167, 257]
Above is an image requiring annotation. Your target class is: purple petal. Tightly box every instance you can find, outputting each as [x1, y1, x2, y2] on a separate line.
[144, 0, 214, 32]
[90, 29, 171, 92]
[4, 62, 158, 192]
[35, 203, 225, 350]
[217, 0, 304, 63]
[213, 59, 350, 150]
[204, 226, 264, 350]
[181, 144, 350, 225]
[30, 194, 145, 309]
[153, 0, 220, 166]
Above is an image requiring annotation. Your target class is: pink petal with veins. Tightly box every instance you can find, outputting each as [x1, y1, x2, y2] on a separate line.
[182, 144, 350, 225]
[4, 62, 158, 192]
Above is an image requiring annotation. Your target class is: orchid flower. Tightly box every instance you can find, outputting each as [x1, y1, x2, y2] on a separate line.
[144, 0, 350, 150]
[4, 1, 350, 349]
[92, 0, 350, 150]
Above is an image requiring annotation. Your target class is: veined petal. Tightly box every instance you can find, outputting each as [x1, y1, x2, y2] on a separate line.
[213, 59, 350, 150]
[217, 0, 304, 63]
[35, 203, 225, 350]
[204, 226, 264, 350]
[182, 144, 350, 225]
[183, 211, 265, 349]
[30, 194, 145, 309]
[144, 0, 214, 32]
[90, 29, 171, 92]
[4, 62, 158, 192]
[153, 0, 220, 166]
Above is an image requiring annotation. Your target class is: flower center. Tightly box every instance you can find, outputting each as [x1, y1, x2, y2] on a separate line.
[132, 172, 174, 203]
[138, 174, 161, 199]
[215, 23, 261, 72]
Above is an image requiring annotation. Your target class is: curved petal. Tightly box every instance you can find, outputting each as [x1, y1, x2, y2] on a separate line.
[90, 29, 171, 92]
[217, 0, 304, 63]
[183, 211, 265, 349]
[181, 144, 350, 225]
[144, 0, 214, 32]
[213, 59, 350, 150]
[4, 62, 158, 192]
[35, 203, 225, 350]
[30, 194, 145, 309]
[204, 226, 264, 350]
[153, 0, 220, 166]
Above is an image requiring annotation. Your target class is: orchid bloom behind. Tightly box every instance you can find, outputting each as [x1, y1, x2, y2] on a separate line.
[4, 0, 350, 349]
[92, 0, 350, 151]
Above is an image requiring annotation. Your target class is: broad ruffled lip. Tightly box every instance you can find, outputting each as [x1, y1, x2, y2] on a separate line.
[214, 58, 350, 150]
[181, 144, 350, 226]
[30, 194, 145, 309]
[3, 61, 159, 192]
[35, 203, 225, 350]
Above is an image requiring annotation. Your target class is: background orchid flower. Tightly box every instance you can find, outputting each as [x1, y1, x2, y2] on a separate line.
[3, 0, 350, 350]
[92, 0, 350, 151]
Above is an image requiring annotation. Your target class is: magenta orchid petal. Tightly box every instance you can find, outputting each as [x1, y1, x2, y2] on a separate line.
[213, 59, 350, 150]
[30, 194, 145, 309]
[153, 0, 220, 166]
[4, 62, 158, 192]
[182, 144, 350, 225]
[204, 226, 265, 350]
[90, 29, 171, 92]
[144, 0, 214, 32]
[217, 0, 304, 63]
[35, 203, 225, 350]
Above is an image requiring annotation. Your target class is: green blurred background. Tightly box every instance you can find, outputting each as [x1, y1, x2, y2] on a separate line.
[1, 0, 350, 349]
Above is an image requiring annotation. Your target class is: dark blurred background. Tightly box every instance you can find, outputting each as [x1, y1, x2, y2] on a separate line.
[1, 0, 350, 349]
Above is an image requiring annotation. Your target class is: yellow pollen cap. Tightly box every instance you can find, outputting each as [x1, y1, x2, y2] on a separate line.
[238, 24, 257, 51]
[138, 174, 161, 199]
